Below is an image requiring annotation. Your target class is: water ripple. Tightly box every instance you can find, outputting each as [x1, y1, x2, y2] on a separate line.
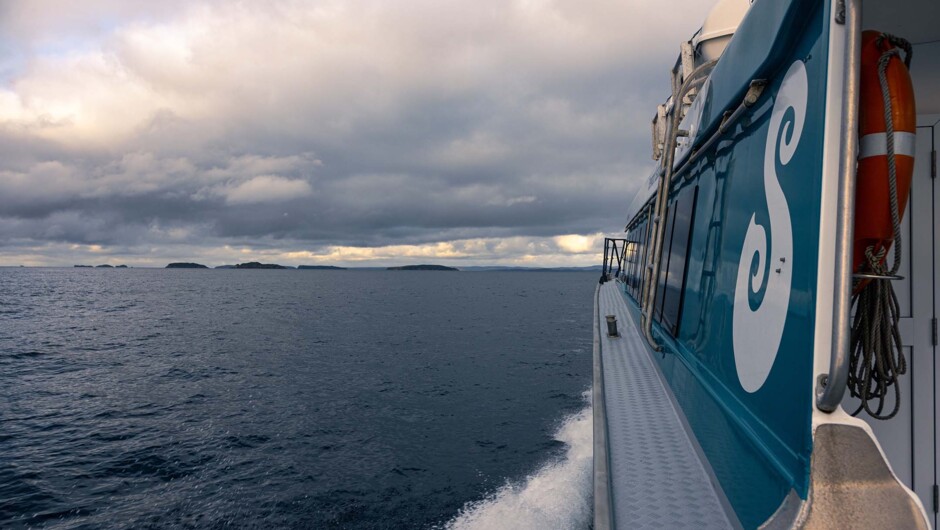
[0, 268, 594, 528]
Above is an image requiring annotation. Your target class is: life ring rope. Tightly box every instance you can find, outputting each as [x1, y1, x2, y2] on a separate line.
[871, 34, 910, 277]
[848, 32, 915, 421]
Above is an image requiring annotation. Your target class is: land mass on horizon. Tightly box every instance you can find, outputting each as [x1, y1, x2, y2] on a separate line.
[235, 262, 291, 269]
[69, 263, 602, 271]
[166, 262, 208, 269]
[387, 264, 459, 271]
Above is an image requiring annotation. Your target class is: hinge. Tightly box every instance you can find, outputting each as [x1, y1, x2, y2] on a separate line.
[931, 149, 936, 179]
[933, 317, 938, 347]
[933, 484, 938, 513]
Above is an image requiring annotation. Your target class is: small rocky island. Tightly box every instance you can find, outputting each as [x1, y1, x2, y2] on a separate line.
[298, 265, 346, 270]
[387, 264, 459, 271]
[166, 262, 209, 269]
[235, 262, 290, 269]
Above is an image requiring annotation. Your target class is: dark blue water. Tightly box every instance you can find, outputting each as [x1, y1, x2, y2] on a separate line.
[0, 268, 594, 529]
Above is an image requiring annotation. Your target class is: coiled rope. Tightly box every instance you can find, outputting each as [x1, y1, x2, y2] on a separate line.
[848, 247, 906, 419]
[846, 34, 911, 420]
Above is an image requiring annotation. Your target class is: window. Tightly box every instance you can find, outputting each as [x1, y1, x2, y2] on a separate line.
[627, 218, 650, 301]
[640, 219, 651, 295]
[654, 185, 698, 336]
[653, 202, 678, 322]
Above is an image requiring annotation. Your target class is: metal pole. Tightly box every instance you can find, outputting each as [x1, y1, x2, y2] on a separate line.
[640, 62, 714, 350]
[817, 0, 860, 412]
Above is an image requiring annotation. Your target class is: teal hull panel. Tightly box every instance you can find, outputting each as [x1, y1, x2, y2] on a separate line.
[622, 0, 833, 526]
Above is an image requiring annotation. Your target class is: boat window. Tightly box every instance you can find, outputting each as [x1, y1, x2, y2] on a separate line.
[625, 239, 631, 287]
[629, 219, 649, 300]
[638, 218, 652, 299]
[628, 229, 636, 297]
[653, 202, 677, 322]
[633, 226, 644, 297]
[625, 227, 635, 298]
[655, 185, 698, 335]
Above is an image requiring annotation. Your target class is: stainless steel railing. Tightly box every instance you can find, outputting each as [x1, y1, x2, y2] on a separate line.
[817, 0, 861, 412]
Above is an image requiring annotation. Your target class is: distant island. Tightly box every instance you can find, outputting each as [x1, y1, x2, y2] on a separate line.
[387, 264, 459, 271]
[235, 262, 290, 269]
[166, 262, 208, 269]
[460, 265, 604, 272]
[68, 262, 598, 272]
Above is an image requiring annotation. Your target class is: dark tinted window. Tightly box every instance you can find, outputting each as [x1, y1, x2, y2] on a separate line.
[624, 227, 634, 298]
[632, 234, 642, 296]
[655, 185, 698, 335]
[653, 202, 677, 322]
[628, 218, 650, 301]
[638, 218, 652, 299]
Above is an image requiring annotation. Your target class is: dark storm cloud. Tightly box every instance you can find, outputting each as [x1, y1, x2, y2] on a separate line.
[0, 0, 717, 266]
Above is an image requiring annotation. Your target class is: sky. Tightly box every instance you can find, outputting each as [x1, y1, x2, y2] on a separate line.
[0, 0, 717, 268]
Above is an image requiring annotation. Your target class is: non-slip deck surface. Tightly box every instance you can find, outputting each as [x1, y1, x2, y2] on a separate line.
[597, 281, 733, 529]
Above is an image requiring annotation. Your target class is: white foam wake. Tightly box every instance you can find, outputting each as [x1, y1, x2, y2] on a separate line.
[444, 392, 593, 530]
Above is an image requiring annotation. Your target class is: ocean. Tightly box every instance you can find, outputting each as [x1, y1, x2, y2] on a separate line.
[0, 268, 595, 529]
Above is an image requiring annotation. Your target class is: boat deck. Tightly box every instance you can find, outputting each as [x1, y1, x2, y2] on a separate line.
[594, 280, 735, 529]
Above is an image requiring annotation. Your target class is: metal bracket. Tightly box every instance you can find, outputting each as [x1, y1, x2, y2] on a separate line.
[680, 41, 695, 82]
[743, 79, 768, 107]
[815, 373, 829, 400]
[719, 110, 734, 129]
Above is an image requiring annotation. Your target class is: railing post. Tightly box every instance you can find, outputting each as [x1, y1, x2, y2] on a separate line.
[600, 238, 632, 283]
[817, 0, 860, 412]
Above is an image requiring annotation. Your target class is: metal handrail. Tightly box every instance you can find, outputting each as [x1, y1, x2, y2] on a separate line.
[640, 60, 717, 350]
[600, 238, 630, 282]
[817, 0, 861, 412]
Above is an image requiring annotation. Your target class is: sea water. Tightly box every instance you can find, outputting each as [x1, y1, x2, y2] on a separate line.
[0, 268, 594, 529]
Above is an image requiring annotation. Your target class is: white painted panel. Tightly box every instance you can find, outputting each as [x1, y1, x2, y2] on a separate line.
[899, 317, 914, 347]
[852, 126, 935, 516]
[890, 181, 914, 319]
[911, 125, 935, 519]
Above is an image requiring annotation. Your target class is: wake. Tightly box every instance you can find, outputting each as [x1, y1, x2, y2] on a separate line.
[445, 391, 593, 530]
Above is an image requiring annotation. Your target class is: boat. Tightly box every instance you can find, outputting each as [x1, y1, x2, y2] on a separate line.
[593, 0, 939, 527]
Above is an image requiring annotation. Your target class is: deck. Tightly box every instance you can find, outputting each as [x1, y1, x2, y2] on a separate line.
[593, 280, 736, 529]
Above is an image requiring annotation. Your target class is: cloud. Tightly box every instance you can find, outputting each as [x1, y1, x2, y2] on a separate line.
[0, 0, 719, 266]
[0, 233, 606, 268]
[223, 175, 314, 205]
[554, 234, 598, 254]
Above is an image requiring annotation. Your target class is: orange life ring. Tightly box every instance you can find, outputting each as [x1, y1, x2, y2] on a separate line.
[853, 31, 916, 279]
